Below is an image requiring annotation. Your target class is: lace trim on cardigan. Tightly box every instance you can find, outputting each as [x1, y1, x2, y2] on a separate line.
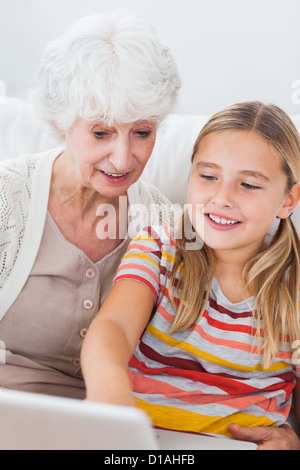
[0, 155, 39, 288]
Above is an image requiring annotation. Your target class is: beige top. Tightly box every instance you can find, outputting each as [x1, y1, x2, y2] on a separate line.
[0, 211, 130, 400]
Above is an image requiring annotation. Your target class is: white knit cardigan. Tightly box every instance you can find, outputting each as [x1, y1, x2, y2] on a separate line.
[0, 147, 175, 320]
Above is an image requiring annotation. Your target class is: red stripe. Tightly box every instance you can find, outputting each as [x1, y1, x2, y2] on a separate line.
[209, 297, 253, 319]
[130, 347, 258, 395]
[130, 354, 258, 394]
[158, 283, 254, 322]
[131, 342, 296, 396]
[114, 274, 158, 300]
[144, 226, 163, 251]
[202, 309, 260, 336]
[139, 340, 207, 373]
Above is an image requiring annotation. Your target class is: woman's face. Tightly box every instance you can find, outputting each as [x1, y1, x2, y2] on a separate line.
[62, 118, 157, 198]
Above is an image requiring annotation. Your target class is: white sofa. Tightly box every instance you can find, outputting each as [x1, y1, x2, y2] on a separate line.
[0, 97, 299, 434]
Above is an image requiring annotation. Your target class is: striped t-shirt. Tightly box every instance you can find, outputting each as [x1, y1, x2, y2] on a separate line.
[113, 225, 300, 438]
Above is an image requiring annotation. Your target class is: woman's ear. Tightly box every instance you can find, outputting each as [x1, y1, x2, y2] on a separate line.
[277, 183, 300, 219]
[52, 121, 65, 137]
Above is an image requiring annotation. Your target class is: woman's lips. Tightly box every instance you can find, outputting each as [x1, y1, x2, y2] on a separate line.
[205, 213, 241, 231]
[99, 170, 131, 184]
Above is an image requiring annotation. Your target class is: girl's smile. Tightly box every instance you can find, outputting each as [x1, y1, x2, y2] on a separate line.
[205, 212, 242, 230]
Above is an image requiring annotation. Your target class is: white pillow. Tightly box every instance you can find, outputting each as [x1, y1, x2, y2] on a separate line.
[143, 114, 208, 205]
[0, 97, 56, 160]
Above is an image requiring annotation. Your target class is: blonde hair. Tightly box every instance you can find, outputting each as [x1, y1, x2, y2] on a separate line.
[169, 101, 300, 369]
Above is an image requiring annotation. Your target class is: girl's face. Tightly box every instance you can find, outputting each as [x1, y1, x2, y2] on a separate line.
[61, 118, 157, 199]
[188, 130, 300, 262]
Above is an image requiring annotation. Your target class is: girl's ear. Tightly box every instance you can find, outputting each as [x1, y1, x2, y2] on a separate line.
[277, 183, 300, 219]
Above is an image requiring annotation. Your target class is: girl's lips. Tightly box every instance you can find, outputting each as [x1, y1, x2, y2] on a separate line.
[205, 213, 242, 231]
[99, 170, 131, 184]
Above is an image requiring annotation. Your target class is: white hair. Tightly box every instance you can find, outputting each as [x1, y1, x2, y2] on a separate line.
[29, 11, 181, 138]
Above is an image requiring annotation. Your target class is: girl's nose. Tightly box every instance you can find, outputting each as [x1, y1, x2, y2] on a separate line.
[211, 182, 234, 208]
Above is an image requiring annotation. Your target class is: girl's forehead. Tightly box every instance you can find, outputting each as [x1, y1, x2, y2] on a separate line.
[191, 130, 289, 183]
[194, 130, 281, 164]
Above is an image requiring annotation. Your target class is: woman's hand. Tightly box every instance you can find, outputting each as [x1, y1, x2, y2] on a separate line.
[229, 423, 300, 450]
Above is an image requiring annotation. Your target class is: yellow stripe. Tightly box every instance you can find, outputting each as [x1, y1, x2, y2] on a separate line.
[122, 253, 159, 269]
[133, 233, 176, 264]
[133, 234, 158, 243]
[135, 398, 274, 438]
[147, 323, 289, 373]
[162, 249, 176, 264]
[123, 246, 175, 267]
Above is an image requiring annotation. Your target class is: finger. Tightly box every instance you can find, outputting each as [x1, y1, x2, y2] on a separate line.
[229, 423, 265, 443]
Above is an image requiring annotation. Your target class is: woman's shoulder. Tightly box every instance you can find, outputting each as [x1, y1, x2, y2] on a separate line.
[128, 178, 178, 206]
[128, 179, 182, 232]
[0, 153, 39, 179]
[0, 148, 61, 205]
[0, 148, 59, 181]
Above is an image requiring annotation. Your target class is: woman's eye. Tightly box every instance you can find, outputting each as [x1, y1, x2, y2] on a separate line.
[136, 130, 152, 138]
[241, 182, 261, 190]
[94, 131, 109, 139]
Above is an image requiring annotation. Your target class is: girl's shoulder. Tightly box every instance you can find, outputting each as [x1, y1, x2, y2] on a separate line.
[136, 224, 177, 251]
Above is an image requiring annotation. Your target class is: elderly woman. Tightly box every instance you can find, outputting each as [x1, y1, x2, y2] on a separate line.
[0, 11, 181, 398]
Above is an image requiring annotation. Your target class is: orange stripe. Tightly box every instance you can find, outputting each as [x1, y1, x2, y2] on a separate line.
[117, 263, 159, 286]
[193, 323, 264, 355]
[156, 304, 175, 322]
[192, 322, 293, 360]
[126, 243, 159, 253]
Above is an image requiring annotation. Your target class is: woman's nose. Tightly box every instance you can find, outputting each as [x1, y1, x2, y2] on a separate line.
[108, 137, 132, 172]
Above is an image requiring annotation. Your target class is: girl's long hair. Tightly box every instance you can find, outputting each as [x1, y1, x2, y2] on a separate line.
[168, 101, 300, 369]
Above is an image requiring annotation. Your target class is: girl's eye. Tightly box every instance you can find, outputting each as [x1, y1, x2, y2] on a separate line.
[241, 182, 261, 190]
[201, 174, 217, 181]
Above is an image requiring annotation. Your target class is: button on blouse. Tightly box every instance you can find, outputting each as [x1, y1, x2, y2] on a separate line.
[83, 299, 94, 310]
[85, 268, 96, 280]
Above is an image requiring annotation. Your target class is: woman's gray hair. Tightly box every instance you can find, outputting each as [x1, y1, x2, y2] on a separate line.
[29, 10, 181, 137]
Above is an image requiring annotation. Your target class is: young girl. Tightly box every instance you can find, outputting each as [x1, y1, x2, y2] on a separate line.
[81, 102, 300, 445]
